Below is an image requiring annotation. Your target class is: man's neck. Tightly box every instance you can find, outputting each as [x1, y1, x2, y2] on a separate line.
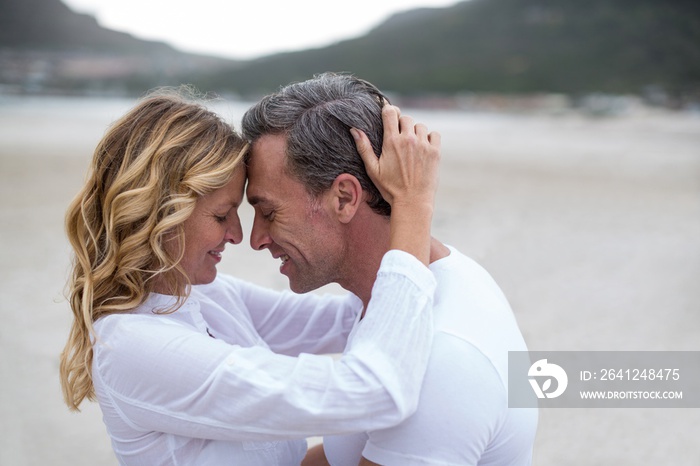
[336, 212, 391, 310]
[336, 210, 450, 313]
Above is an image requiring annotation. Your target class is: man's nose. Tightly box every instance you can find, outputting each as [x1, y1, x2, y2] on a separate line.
[249, 214, 271, 251]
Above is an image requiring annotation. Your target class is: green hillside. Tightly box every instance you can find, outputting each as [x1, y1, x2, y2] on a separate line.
[0, 0, 175, 54]
[0, 0, 235, 94]
[1, 0, 698, 101]
[194, 0, 700, 100]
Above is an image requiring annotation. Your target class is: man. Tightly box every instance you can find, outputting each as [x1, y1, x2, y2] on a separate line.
[242, 73, 538, 466]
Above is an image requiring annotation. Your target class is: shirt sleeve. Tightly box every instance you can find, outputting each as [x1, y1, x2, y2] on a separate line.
[92, 249, 436, 442]
[216, 275, 363, 356]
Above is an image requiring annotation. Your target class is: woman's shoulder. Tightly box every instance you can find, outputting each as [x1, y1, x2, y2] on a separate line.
[92, 293, 195, 341]
[93, 310, 179, 340]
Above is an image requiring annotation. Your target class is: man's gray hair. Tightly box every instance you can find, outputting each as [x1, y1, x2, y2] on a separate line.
[241, 72, 391, 216]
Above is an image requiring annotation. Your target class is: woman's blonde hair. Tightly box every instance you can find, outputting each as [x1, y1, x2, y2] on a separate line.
[59, 89, 247, 411]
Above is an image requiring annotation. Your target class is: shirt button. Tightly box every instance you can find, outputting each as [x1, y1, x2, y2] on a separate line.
[226, 356, 235, 366]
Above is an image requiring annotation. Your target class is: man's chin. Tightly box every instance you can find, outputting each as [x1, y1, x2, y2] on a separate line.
[288, 281, 312, 294]
[287, 276, 326, 295]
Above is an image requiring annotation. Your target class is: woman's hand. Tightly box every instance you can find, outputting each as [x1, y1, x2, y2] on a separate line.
[351, 105, 441, 210]
[351, 105, 441, 266]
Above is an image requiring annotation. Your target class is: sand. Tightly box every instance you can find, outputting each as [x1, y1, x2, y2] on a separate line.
[1, 96, 698, 465]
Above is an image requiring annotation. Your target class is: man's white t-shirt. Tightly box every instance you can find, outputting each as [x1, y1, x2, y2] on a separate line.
[323, 246, 538, 465]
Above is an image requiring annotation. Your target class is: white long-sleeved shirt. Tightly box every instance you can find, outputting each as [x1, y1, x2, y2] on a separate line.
[92, 250, 436, 465]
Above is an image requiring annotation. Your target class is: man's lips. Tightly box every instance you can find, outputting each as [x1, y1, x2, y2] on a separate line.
[273, 253, 290, 263]
[273, 253, 290, 271]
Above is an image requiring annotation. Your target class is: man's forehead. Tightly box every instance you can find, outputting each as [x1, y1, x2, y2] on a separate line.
[246, 134, 289, 203]
[244, 168, 268, 206]
[247, 135, 286, 169]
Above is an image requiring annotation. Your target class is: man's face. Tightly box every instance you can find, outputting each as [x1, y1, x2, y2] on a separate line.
[246, 134, 344, 293]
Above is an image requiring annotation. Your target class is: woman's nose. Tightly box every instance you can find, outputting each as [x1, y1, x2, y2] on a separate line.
[225, 215, 243, 245]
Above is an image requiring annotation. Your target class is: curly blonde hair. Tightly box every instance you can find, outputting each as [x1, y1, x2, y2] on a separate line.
[59, 89, 247, 411]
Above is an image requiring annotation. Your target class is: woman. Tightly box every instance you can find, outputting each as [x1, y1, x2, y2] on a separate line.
[59, 89, 439, 465]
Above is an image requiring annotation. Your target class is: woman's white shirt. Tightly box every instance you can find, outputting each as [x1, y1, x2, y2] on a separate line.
[91, 250, 436, 466]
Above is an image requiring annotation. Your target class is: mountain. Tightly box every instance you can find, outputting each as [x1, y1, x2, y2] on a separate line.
[193, 0, 700, 102]
[1, 0, 699, 103]
[0, 0, 173, 53]
[0, 0, 236, 94]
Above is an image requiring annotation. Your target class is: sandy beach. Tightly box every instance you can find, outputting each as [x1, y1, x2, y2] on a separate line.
[1, 95, 698, 465]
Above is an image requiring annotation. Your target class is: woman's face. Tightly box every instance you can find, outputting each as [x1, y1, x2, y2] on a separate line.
[177, 168, 246, 285]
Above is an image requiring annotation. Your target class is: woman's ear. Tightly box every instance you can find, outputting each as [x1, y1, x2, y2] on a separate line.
[331, 174, 363, 223]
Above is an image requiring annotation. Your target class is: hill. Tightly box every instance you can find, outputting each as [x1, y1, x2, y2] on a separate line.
[194, 0, 700, 102]
[0, 0, 236, 94]
[1, 0, 698, 103]
[0, 0, 173, 53]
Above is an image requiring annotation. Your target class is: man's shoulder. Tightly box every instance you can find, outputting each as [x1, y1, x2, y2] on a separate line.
[431, 245, 492, 279]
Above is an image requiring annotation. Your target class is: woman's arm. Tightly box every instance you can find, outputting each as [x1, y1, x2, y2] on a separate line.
[231, 104, 440, 356]
[353, 104, 441, 266]
[93, 251, 435, 441]
[93, 107, 441, 441]
[226, 277, 362, 356]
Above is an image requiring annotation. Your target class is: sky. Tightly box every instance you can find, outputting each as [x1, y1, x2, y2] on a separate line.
[62, 0, 460, 60]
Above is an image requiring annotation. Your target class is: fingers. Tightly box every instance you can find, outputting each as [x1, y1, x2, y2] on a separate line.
[414, 122, 428, 139]
[407, 116, 441, 148]
[398, 114, 415, 134]
[427, 130, 441, 147]
[382, 104, 431, 140]
[350, 128, 378, 174]
[381, 105, 400, 139]
[353, 104, 441, 207]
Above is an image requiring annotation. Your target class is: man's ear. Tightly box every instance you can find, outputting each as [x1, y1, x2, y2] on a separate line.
[330, 174, 363, 223]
